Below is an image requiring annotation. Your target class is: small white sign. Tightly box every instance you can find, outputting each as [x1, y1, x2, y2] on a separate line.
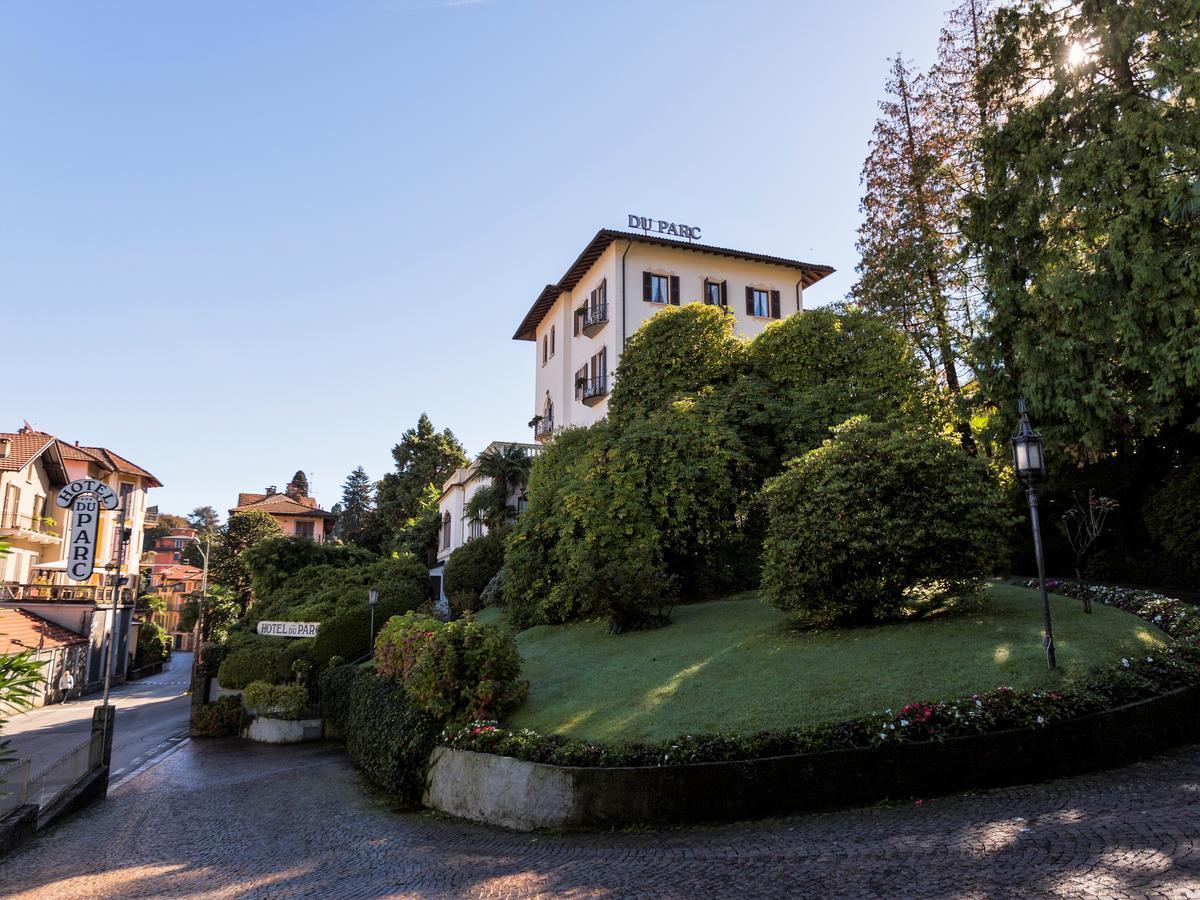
[256, 621, 320, 638]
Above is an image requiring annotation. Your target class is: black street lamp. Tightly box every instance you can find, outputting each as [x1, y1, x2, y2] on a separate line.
[368, 588, 379, 654]
[1012, 399, 1056, 670]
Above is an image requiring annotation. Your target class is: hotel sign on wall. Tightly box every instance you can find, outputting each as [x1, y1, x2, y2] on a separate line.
[627, 214, 702, 242]
[55, 478, 120, 582]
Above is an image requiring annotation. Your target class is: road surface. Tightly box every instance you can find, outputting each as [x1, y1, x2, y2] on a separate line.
[3, 651, 192, 780]
[2, 736, 1198, 898]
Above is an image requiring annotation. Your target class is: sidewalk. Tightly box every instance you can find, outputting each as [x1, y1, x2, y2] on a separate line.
[3, 651, 193, 777]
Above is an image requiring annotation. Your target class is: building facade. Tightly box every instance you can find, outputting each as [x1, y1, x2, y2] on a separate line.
[0, 423, 161, 693]
[513, 230, 834, 436]
[428, 441, 541, 609]
[229, 471, 337, 540]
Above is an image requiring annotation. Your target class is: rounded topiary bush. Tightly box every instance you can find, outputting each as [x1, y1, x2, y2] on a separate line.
[443, 528, 506, 615]
[761, 417, 1008, 627]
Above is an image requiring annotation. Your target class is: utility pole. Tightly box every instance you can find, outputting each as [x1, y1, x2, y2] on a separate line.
[98, 493, 130, 752]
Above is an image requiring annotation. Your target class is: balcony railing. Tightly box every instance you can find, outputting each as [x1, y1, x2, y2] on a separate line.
[0, 582, 136, 604]
[581, 376, 609, 405]
[0, 513, 62, 540]
[578, 302, 608, 336]
[533, 417, 554, 441]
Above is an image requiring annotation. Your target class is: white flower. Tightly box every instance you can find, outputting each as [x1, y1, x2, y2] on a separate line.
[1036, 715, 1044, 725]
[1146, 656, 1154, 663]
[1121, 658, 1131, 668]
[899, 719, 909, 727]
[975, 699, 983, 708]
[879, 732, 888, 740]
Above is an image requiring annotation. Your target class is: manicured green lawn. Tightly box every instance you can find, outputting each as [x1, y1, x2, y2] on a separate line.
[503, 583, 1168, 743]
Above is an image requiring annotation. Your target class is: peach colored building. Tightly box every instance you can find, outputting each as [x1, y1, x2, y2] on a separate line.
[229, 471, 337, 541]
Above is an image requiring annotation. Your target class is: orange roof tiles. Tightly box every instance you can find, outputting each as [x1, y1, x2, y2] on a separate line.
[0, 607, 88, 654]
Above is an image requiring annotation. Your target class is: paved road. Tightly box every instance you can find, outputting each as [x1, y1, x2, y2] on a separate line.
[3, 652, 191, 780]
[2, 736, 1198, 898]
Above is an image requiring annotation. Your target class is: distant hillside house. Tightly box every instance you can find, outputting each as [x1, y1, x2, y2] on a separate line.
[229, 471, 337, 541]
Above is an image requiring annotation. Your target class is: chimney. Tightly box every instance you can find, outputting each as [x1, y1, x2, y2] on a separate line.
[266, 485, 277, 495]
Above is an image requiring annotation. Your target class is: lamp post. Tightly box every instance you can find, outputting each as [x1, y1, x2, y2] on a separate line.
[1012, 399, 1056, 670]
[368, 588, 379, 654]
[187, 535, 211, 683]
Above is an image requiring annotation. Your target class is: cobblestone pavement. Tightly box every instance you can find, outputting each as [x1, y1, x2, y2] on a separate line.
[2, 738, 1199, 899]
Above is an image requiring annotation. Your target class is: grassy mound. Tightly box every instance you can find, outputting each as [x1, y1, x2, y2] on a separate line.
[503, 583, 1168, 743]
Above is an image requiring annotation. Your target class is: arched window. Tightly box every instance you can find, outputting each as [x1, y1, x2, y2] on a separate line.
[542, 335, 548, 364]
[550, 326, 556, 357]
[442, 512, 451, 550]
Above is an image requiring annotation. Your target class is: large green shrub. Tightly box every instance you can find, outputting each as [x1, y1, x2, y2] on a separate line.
[190, 696, 244, 737]
[374, 612, 528, 723]
[243, 681, 308, 719]
[244, 538, 377, 599]
[344, 674, 442, 805]
[745, 307, 941, 462]
[761, 417, 1008, 627]
[607, 303, 746, 421]
[310, 592, 424, 667]
[443, 528, 506, 615]
[214, 634, 314, 688]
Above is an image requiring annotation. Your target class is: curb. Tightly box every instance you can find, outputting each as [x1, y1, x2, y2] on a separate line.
[109, 734, 190, 791]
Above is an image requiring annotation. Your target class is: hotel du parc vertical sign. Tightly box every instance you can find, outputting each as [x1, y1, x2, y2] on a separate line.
[55, 478, 119, 582]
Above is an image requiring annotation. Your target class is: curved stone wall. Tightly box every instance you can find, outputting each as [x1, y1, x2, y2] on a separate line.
[425, 685, 1200, 830]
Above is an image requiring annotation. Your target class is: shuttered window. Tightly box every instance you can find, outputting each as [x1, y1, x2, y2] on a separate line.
[745, 287, 780, 318]
[644, 272, 670, 304]
[704, 280, 727, 306]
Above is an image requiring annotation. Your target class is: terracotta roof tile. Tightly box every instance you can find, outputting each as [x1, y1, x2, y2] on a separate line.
[229, 493, 337, 519]
[0, 431, 59, 473]
[0, 607, 88, 654]
[79, 447, 161, 487]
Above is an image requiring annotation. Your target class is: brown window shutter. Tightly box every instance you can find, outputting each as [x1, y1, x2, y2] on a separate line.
[745, 286, 754, 315]
[669, 275, 680, 305]
[643, 271, 652, 302]
[720, 280, 727, 306]
[770, 290, 781, 319]
[574, 308, 580, 336]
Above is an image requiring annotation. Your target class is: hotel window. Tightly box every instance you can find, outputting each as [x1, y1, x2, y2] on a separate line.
[575, 365, 587, 400]
[745, 287, 781, 319]
[590, 347, 607, 385]
[704, 279, 727, 306]
[550, 326, 556, 357]
[542, 335, 548, 365]
[643, 272, 679, 305]
[442, 512, 452, 549]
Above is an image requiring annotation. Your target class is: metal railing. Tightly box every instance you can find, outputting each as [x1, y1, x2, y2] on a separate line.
[534, 418, 554, 438]
[0, 582, 136, 604]
[0, 513, 61, 536]
[582, 376, 609, 400]
[0, 732, 102, 818]
[578, 302, 608, 330]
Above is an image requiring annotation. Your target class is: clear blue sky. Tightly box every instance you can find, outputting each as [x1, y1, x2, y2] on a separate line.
[1, 0, 949, 519]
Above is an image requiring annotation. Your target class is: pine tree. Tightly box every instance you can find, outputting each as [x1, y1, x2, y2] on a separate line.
[967, 0, 1200, 449]
[853, 56, 974, 446]
[375, 414, 467, 546]
[335, 466, 374, 544]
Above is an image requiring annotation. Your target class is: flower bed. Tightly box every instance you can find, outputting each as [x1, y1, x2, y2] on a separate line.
[445, 584, 1200, 769]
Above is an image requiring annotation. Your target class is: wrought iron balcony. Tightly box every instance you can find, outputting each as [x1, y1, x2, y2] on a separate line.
[578, 302, 608, 336]
[581, 376, 609, 405]
[533, 417, 554, 441]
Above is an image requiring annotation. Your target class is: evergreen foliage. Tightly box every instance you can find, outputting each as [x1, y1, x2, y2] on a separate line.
[334, 466, 375, 545]
[210, 510, 283, 614]
[761, 417, 1009, 627]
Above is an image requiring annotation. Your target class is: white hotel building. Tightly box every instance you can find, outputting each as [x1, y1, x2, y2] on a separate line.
[513, 229, 834, 436]
[431, 228, 833, 605]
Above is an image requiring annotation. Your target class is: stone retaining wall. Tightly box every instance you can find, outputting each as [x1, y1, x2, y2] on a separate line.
[425, 684, 1200, 830]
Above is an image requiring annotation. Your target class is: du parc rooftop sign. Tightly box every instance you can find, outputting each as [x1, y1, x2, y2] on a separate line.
[627, 215, 702, 242]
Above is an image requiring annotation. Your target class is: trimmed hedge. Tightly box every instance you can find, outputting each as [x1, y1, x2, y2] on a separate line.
[344, 672, 442, 805]
[243, 681, 308, 720]
[319, 663, 360, 736]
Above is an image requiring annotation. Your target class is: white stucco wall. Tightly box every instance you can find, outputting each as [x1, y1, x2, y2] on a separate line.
[530, 239, 808, 431]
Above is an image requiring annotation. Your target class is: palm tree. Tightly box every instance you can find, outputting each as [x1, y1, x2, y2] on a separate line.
[464, 444, 534, 529]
